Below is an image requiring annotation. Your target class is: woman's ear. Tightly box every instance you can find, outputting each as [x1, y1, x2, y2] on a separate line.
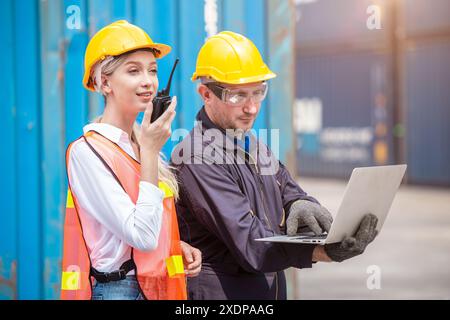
[101, 75, 112, 95]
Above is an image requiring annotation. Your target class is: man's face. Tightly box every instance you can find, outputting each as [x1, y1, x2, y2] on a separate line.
[201, 81, 267, 131]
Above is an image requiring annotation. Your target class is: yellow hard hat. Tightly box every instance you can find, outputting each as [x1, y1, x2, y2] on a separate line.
[192, 31, 276, 84]
[83, 20, 171, 91]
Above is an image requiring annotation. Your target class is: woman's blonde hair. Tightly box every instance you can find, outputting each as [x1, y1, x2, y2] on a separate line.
[90, 49, 179, 199]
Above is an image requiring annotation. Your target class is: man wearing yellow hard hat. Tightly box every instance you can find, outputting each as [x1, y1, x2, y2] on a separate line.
[172, 31, 378, 299]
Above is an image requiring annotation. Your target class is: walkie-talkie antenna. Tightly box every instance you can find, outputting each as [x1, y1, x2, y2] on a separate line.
[162, 58, 179, 96]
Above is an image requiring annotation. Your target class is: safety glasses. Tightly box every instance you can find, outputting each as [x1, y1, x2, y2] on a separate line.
[205, 82, 268, 107]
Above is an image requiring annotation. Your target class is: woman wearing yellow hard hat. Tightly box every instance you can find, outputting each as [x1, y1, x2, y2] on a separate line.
[60, 20, 201, 300]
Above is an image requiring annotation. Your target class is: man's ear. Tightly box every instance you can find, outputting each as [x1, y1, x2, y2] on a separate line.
[198, 84, 211, 102]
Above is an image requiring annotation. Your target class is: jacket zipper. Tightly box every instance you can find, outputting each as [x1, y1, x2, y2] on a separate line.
[247, 153, 275, 232]
[258, 174, 275, 232]
[240, 146, 279, 300]
[247, 154, 279, 300]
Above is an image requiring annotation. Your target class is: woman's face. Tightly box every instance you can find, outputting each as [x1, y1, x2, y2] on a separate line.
[104, 50, 159, 114]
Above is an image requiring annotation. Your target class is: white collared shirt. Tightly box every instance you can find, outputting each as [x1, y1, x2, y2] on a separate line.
[68, 123, 164, 272]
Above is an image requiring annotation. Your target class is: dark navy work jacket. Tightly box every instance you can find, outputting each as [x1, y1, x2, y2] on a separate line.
[172, 107, 319, 300]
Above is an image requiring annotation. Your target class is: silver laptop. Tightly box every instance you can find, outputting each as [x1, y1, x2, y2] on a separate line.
[255, 164, 407, 245]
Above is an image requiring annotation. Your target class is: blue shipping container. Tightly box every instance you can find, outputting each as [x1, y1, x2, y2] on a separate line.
[295, 50, 395, 178]
[404, 40, 450, 185]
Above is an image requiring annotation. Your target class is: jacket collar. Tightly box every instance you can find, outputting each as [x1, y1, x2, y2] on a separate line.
[194, 107, 273, 167]
[195, 106, 255, 151]
[196, 106, 223, 133]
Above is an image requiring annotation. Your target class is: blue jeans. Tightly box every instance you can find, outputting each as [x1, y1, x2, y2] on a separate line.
[92, 275, 144, 300]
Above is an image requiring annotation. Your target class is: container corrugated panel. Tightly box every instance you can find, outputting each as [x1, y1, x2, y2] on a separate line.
[295, 51, 395, 178]
[296, 0, 389, 47]
[401, 0, 450, 36]
[64, 0, 89, 146]
[267, 0, 296, 163]
[175, 0, 208, 147]
[16, 0, 43, 300]
[40, 0, 66, 299]
[0, 0, 18, 300]
[404, 40, 450, 185]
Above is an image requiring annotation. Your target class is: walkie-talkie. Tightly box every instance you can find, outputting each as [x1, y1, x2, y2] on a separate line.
[151, 58, 179, 123]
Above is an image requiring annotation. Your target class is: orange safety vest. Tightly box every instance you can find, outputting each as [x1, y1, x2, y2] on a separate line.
[60, 130, 187, 300]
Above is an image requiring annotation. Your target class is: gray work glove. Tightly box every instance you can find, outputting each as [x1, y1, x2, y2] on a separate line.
[286, 200, 333, 236]
[324, 213, 379, 262]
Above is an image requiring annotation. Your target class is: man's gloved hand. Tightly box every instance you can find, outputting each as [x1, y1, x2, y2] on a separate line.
[324, 213, 379, 262]
[286, 200, 333, 236]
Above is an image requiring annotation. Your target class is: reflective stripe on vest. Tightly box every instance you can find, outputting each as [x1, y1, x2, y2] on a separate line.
[60, 131, 187, 300]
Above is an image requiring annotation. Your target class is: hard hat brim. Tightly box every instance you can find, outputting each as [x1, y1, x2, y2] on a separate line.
[192, 70, 277, 84]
